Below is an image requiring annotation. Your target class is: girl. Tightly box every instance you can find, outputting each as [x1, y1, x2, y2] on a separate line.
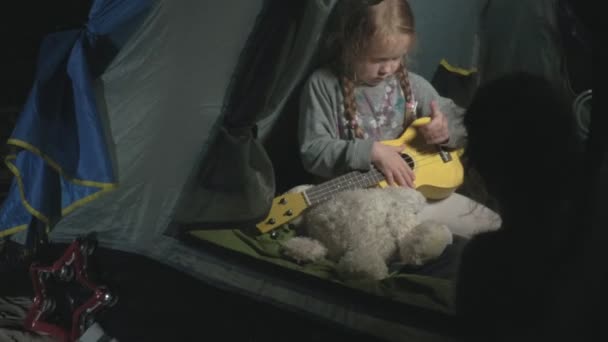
[298, 0, 499, 238]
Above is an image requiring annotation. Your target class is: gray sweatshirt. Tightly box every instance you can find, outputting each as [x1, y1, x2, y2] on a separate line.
[298, 67, 466, 179]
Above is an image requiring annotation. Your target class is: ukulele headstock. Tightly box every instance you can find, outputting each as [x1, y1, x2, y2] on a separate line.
[256, 192, 309, 234]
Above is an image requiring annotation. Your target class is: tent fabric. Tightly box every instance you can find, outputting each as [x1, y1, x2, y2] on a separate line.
[0, 0, 153, 241]
[477, 0, 569, 94]
[171, 125, 276, 228]
[172, 0, 338, 227]
[406, 0, 485, 80]
[477, 0, 592, 147]
[477, 0, 592, 100]
[254, 0, 339, 139]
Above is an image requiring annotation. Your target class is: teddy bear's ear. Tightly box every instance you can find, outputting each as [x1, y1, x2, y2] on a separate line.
[398, 221, 453, 266]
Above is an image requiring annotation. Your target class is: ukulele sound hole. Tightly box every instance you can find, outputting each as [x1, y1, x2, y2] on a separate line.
[401, 153, 415, 169]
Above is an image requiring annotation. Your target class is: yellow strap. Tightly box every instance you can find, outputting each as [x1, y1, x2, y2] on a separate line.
[439, 59, 477, 76]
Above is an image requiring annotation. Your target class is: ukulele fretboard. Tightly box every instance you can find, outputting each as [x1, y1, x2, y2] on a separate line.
[304, 169, 385, 205]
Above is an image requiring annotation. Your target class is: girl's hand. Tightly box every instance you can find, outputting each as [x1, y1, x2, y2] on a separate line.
[371, 142, 415, 188]
[419, 101, 450, 145]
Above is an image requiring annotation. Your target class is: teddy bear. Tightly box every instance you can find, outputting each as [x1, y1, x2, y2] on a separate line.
[280, 185, 453, 281]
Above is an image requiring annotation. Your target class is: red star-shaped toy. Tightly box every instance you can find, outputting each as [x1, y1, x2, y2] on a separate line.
[23, 234, 117, 342]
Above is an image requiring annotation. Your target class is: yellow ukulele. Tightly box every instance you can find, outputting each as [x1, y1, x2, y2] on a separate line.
[256, 117, 465, 234]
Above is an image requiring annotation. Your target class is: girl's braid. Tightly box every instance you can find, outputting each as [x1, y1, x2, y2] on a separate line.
[342, 76, 365, 138]
[396, 64, 415, 129]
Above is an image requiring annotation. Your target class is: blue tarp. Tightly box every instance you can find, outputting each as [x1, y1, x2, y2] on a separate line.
[0, 0, 153, 239]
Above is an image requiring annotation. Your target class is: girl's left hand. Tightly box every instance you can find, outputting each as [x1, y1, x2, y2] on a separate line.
[419, 101, 450, 145]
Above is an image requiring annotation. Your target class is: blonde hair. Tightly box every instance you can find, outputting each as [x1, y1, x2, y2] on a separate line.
[324, 0, 416, 138]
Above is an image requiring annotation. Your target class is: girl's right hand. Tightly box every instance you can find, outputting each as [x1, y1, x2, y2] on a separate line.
[371, 142, 415, 188]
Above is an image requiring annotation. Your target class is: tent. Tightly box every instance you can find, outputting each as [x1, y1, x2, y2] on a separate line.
[0, 0, 597, 341]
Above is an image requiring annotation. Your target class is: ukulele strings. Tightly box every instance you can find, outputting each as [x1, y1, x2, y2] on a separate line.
[304, 152, 461, 201]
